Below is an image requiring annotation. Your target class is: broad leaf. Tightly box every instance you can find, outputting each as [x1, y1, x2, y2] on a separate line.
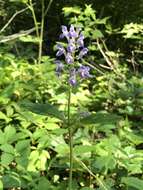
[19, 101, 65, 120]
[80, 112, 121, 125]
[122, 177, 143, 190]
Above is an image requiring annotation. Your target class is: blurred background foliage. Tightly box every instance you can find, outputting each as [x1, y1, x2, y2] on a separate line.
[0, 0, 143, 190]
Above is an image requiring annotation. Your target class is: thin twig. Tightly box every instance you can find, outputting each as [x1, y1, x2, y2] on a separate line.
[0, 6, 30, 34]
[74, 157, 109, 190]
[0, 28, 35, 43]
[96, 39, 114, 70]
[96, 39, 125, 78]
[0, 7, 28, 33]
[44, 0, 53, 16]
[83, 60, 104, 74]
[38, 0, 54, 64]
[99, 64, 112, 70]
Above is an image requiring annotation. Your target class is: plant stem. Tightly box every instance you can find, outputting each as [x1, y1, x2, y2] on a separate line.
[74, 156, 109, 190]
[38, 0, 45, 64]
[44, 0, 53, 16]
[68, 87, 73, 190]
[28, 0, 39, 38]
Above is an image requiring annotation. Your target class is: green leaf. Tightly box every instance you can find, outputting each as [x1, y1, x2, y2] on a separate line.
[0, 130, 5, 144]
[27, 150, 50, 171]
[121, 177, 143, 190]
[36, 150, 50, 171]
[2, 174, 21, 188]
[125, 132, 143, 145]
[0, 83, 15, 99]
[37, 177, 51, 190]
[27, 150, 39, 172]
[10, 0, 28, 3]
[0, 144, 15, 154]
[0, 180, 3, 190]
[63, 6, 81, 16]
[19, 101, 65, 120]
[0, 112, 11, 123]
[92, 29, 103, 39]
[74, 145, 94, 155]
[80, 112, 121, 125]
[1, 152, 14, 166]
[15, 140, 30, 168]
[19, 35, 40, 43]
[95, 155, 116, 171]
[55, 144, 69, 157]
[84, 4, 96, 19]
[15, 140, 30, 152]
[4, 126, 16, 143]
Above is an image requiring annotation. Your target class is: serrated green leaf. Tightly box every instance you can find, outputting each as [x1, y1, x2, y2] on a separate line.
[95, 155, 116, 171]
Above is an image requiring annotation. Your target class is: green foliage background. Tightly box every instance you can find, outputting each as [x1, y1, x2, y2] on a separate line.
[0, 0, 143, 190]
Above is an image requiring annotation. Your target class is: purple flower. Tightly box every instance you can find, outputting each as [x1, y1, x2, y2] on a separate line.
[65, 53, 74, 64]
[56, 44, 65, 57]
[69, 25, 78, 38]
[78, 48, 88, 59]
[69, 77, 76, 86]
[77, 33, 84, 48]
[69, 68, 76, 86]
[78, 65, 90, 78]
[55, 60, 64, 76]
[60, 25, 69, 40]
[67, 42, 76, 53]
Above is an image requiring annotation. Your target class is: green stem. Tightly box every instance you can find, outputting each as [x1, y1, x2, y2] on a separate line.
[74, 157, 109, 190]
[38, 0, 45, 64]
[28, 0, 39, 38]
[44, 0, 53, 16]
[68, 87, 73, 190]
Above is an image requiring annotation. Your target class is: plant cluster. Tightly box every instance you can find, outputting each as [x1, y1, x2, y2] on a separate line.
[0, 2, 143, 190]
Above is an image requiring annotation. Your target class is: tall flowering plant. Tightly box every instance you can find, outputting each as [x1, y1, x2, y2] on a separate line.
[55, 25, 91, 190]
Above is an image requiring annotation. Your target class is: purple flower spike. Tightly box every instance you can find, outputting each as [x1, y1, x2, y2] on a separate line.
[78, 47, 88, 59]
[65, 53, 74, 64]
[78, 65, 90, 78]
[55, 25, 90, 84]
[56, 44, 65, 57]
[69, 25, 78, 38]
